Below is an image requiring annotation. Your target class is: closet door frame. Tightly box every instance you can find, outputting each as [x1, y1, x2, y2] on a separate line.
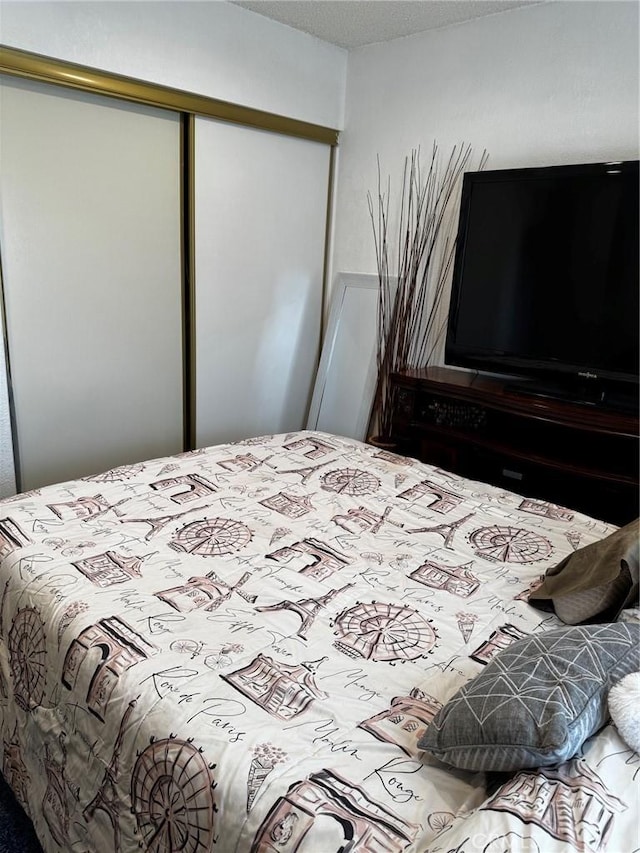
[0, 45, 339, 481]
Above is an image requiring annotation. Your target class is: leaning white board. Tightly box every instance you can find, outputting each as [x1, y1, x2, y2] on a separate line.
[307, 274, 380, 442]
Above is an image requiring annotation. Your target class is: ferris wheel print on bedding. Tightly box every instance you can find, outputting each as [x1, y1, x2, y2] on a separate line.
[0, 430, 636, 853]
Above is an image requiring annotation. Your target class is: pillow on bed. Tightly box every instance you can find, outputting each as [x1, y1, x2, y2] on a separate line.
[418, 622, 640, 772]
[528, 519, 639, 624]
[609, 671, 640, 753]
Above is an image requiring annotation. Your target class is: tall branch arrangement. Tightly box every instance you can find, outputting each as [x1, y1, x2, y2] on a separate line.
[368, 143, 487, 439]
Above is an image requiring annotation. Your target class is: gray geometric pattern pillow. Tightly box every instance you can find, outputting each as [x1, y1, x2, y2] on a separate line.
[418, 623, 640, 772]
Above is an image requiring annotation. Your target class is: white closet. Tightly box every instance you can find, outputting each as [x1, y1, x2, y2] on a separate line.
[0, 65, 336, 492]
[194, 118, 331, 447]
[0, 76, 184, 489]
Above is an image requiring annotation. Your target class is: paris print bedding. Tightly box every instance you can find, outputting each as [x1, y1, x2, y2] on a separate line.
[0, 430, 637, 853]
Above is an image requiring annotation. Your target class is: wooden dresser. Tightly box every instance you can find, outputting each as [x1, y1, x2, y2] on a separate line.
[390, 367, 639, 526]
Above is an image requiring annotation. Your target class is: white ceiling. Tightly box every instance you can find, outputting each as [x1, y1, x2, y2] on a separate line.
[230, 0, 544, 49]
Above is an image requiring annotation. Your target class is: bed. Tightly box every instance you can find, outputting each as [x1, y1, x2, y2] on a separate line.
[0, 430, 637, 853]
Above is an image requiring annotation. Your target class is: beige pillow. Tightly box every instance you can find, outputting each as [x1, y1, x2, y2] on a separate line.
[528, 519, 639, 624]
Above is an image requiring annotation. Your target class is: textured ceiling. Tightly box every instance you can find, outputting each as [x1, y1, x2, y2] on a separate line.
[230, 1, 544, 49]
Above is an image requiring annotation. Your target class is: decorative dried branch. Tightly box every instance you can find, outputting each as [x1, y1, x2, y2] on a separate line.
[368, 143, 488, 439]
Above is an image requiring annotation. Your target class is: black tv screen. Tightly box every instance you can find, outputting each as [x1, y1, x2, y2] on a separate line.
[445, 160, 639, 395]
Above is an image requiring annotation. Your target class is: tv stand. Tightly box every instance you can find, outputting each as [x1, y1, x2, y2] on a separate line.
[390, 367, 639, 526]
[507, 378, 638, 414]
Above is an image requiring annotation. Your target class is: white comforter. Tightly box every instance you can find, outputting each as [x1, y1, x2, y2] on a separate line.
[0, 431, 636, 853]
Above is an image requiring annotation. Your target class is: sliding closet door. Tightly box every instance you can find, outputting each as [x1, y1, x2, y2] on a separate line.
[194, 118, 330, 447]
[0, 77, 184, 490]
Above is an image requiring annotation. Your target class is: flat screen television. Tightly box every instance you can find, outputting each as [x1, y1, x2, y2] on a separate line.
[445, 159, 639, 410]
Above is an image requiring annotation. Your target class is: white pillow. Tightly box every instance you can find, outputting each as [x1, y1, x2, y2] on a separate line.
[608, 671, 640, 753]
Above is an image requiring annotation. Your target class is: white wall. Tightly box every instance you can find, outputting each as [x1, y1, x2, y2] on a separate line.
[332, 1, 640, 277]
[0, 1, 347, 129]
